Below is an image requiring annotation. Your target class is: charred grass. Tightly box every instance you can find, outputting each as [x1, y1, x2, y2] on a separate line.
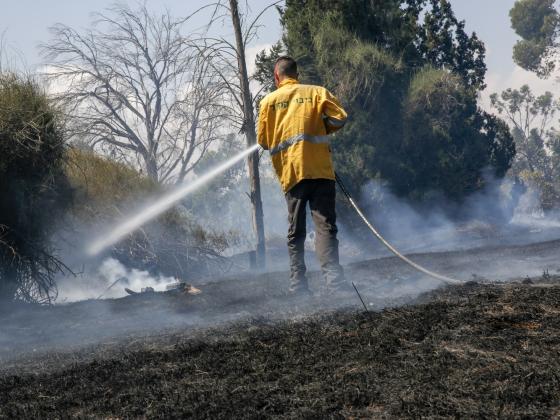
[1, 281, 560, 418]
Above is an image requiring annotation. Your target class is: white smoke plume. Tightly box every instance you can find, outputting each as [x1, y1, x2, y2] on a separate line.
[57, 258, 177, 303]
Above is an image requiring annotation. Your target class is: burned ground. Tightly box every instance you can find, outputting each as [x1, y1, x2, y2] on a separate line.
[1, 281, 560, 418]
[1, 240, 560, 418]
[3, 238, 560, 361]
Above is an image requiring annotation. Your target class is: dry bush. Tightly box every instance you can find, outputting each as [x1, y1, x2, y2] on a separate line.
[65, 148, 233, 279]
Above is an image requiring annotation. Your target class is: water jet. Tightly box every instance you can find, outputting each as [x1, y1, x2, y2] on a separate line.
[87, 144, 260, 256]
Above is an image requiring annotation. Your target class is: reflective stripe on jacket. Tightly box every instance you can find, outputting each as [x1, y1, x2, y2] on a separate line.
[257, 78, 347, 192]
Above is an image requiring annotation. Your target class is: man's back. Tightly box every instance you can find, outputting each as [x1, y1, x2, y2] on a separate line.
[258, 78, 347, 192]
[259, 56, 350, 295]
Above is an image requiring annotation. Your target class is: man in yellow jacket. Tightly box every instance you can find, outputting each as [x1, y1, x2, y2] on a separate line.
[258, 56, 351, 295]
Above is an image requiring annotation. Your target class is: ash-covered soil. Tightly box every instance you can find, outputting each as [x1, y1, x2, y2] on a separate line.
[1, 280, 560, 418]
[1, 239, 560, 418]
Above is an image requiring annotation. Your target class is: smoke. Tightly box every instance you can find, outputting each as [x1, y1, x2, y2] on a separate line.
[56, 258, 178, 302]
[355, 173, 553, 254]
[4, 169, 560, 365]
[346, 171, 560, 284]
[55, 155, 560, 305]
[181, 155, 291, 257]
[178, 156, 560, 278]
[87, 144, 259, 256]
[11, 152, 558, 365]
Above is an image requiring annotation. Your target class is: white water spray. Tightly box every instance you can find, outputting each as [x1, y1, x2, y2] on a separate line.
[87, 144, 260, 256]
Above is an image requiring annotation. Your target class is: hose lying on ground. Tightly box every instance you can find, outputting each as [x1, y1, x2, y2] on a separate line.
[335, 173, 463, 285]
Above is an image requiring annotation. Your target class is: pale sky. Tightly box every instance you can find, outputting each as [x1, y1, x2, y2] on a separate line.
[450, 0, 558, 109]
[0, 0, 556, 111]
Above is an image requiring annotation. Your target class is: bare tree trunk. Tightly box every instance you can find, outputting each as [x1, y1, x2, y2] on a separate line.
[229, 0, 266, 268]
[146, 155, 159, 183]
[0, 265, 19, 302]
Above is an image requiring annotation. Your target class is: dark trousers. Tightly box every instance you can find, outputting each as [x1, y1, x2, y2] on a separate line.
[285, 179, 345, 290]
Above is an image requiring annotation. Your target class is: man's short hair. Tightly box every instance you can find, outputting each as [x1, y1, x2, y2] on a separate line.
[275, 56, 298, 79]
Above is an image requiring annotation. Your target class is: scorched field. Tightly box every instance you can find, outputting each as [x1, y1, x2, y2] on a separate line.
[1, 240, 560, 418]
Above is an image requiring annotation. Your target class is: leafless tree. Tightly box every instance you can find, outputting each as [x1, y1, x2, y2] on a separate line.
[42, 4, 226, 183]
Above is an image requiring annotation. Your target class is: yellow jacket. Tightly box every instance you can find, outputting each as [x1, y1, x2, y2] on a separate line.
[257, 78, 347, 192]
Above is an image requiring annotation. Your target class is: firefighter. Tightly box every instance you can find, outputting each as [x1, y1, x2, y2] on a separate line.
[257, 56, 352, 295]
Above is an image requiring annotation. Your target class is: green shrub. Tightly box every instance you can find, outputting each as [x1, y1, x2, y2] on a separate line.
[400, 67, 514, 201]
[0, 73, 70, 303]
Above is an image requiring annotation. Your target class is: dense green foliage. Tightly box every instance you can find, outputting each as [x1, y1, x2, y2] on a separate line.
[510, 0, 559, 77]
[257, 0, 515, 203]
[0, 74, 70, 302]
[400, 68, 513, 200]
[281, 0, 487, 89]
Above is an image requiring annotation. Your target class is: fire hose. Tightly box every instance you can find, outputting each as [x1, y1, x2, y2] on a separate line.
[334, 173, 463, 285]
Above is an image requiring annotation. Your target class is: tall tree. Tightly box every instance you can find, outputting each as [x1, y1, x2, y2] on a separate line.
[197, 1, 279, 268]
[510, 0, 560, 77]
[399, 67, 513, 200]
[281, 0, 487, 89]
[490, 85, 557, 175]
[491, 85, 560, 210]
[228, 0, 266, 268]
[43, 4, 225, 183]
[262, 0, 514, 203]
